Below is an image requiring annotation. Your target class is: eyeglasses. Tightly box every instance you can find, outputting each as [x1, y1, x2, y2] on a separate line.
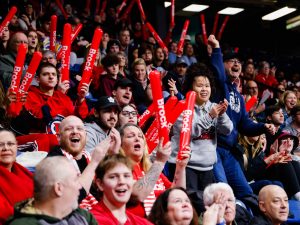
[121, 111, 138, 117]
[0, 142, 17, 148]
[227, 59, 241, 64]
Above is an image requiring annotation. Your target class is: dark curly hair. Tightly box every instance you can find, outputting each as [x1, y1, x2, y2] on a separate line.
[148, 187, 198, 225]
[182, 63, 215, 97]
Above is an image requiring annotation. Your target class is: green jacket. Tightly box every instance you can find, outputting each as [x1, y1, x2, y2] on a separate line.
[5, 199, 98, 225]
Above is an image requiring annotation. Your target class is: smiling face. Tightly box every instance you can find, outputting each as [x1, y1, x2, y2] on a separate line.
[134, 64, 147, 82]
[167, 189, 194, 224]
[121, 126, 145, 163]
[192, 76, 211, 105]
[59, 116, 87, 158]
[0, 131, 17, 171]
[96, 107, 118, 131]
[224, 58, 242, 82]
[284, 92, 297, 111]
[97, 163, 134, 208]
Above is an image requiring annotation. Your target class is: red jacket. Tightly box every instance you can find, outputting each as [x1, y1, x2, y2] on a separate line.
[9, 86, 89, 134]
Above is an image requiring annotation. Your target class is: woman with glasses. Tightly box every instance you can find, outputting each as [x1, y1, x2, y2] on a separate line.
[0, 129, 33, 223]
[118, 104, 138, 128]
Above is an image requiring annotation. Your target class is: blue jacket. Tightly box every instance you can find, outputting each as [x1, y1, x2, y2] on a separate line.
[210, 48, 266, 149]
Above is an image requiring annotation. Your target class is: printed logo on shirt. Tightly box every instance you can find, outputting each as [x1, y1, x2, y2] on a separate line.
[229, 91, 240, 113]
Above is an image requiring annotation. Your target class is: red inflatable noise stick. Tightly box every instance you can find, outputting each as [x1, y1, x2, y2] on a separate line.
[176, 19, 190, 55]
[10, 51, 42, 117]
[136, 0, 146, 21]
[146, 22, 168, 54]
[78, 28, 103, 93]
[145, 96, 179, 153]
[9, 44, 27, 94]
[56, 24, 82, 60]
[0, 6, 17, 35]
[50, 15, 57, 52]
[178, 91, 196, 160]
[60, 23, 72, 82]
[245, 96, 258, 112]
[149, 70, 169, 144]
[138, 103, 155, 128]
[170, 0, 175, 28]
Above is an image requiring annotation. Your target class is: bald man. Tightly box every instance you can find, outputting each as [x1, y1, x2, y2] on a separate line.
[48, 115, 111, 209]
[6, 156, 98, 225]
[249, 185, 289, 225]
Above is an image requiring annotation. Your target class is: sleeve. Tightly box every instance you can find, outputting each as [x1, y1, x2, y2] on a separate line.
[247, 152, 268, 181]
[210, 48, 227, 85]
[74, 99, 89, 119]
[216, 112, 233, 135]
[238, 99, 266, 137]
[85, 128, 97, 154]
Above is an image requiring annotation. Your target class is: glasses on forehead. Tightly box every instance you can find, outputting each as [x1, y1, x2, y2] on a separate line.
[121, 111, 138, 117]
[227, 59, 241, 64]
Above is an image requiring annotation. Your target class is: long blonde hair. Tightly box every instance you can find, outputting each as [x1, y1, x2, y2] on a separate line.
[119, 123, 152, 172]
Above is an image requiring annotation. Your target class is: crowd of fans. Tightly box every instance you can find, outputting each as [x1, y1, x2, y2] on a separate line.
[1, 0, 300, 225]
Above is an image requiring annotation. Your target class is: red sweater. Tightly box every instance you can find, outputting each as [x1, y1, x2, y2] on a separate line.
[0, 163, 33, 224]
[9, 86, 89, 133]
[90, 201, 153, 225]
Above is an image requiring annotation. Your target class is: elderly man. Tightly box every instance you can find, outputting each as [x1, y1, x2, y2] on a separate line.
[203, 182, 237, 225]
[0, 32, 29, 91]
[5, 156, 98, 225]
[249, 185, 289, 225]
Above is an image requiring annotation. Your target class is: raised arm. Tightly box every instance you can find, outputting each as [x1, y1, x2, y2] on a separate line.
[79, 137, 111, 193]
[131, 139, 171, 201]
[208, 35, 227, 85]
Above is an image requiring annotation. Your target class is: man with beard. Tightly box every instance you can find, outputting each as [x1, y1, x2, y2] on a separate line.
[5, 156, 98, 225]
[47, 115, 111, 209]
[207, 35, 276, 204]
[112, 78, 133, 107]
[85, 96, 121, 154]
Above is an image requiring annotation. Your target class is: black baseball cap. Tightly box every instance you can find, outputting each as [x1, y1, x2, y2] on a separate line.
[223, 52, 240, 62]
[95, 96, 120, 111]
[113, 78, 133, 90]
[176, 57, 188, 66]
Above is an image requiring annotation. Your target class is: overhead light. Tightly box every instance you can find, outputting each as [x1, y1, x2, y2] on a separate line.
[164, 2, 171, 8]
[182, 4, 209, 12]
[218, 7, 244, 15]
[286, 15, 300, 29]
[262, 6, 297, 21]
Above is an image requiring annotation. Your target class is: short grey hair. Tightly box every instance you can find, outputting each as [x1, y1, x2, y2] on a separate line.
[34, 156, 73, 202]
[203, 182, 235, 206]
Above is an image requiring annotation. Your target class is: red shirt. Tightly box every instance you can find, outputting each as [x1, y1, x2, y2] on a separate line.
[90, 201, 153, 225]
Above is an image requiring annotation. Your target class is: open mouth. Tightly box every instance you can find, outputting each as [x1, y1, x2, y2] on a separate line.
[134, 143, 141, 150]
[70, 137, 80, 143]
[123, 95, 130, 100]
[232, 67, 239, 73]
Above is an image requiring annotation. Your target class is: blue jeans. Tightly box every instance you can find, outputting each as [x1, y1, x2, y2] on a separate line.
[213, 146, 253, 199]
